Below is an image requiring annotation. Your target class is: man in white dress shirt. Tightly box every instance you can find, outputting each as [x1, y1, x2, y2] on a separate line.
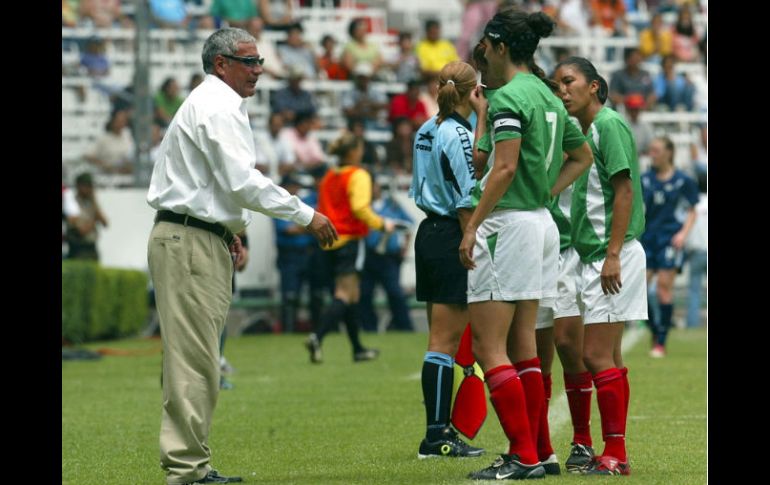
[146, 28, 337, 485]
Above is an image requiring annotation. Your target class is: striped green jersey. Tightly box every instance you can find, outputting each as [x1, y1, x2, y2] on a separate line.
[548, 116, 586, 251]
[571, 107, 645, 263]
[471, 73, 585, 211]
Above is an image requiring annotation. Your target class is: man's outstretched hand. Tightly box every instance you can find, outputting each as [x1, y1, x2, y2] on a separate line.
[306, 211, 339, 248]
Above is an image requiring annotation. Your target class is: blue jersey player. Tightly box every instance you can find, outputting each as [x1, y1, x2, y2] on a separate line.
[640, 136, 699, 357]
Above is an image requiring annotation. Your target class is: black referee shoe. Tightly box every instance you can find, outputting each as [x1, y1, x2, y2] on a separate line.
[418, 427, 485, 459]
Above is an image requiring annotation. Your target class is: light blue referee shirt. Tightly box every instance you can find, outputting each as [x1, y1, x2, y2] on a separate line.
[409, 113, 476, 218]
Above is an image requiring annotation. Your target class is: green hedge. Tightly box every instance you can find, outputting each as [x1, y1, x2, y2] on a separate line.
[62, 261, 149, 343]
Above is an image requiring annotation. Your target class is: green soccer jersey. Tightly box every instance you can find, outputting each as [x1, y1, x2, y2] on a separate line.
[550, 184, 574, 251]
[571, 107, 646, 263]
[547, 116, 586, 251]
[472, 73, 585, 211]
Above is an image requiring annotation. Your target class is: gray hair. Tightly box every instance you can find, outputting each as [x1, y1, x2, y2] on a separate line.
[201, 28, 257, 74]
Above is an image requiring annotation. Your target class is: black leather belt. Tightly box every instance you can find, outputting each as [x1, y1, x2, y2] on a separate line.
[155, 210, 235, 246]
[424, 210, 457, 222]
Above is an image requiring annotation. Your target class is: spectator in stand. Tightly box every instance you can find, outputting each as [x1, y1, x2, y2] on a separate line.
[416, 19, 460, 77]
[588, 0, 628, 36]
[80, 36, 110, 78]
[359, 180, 415, 333]
[149, 0, 188, 29]
[653, 54, 696, 112]
[109, 85, 134, 123]
[254, 112, 296, 178]
[259, 0, 298, 31]
[698, 29, 706, 68]
[154, 77, 185, 130]
[280, 111, 326, 173]
[342, 18, 383, 78]
[456, 0, 500, 61]
[270, 66, 317, 123]
[672, 4, 700, 62]
[347, 117, 383, 172]
[246, 17, 286, 78]
[208, 0, 259, 29]
[385, 117, 416, 175]
[609, 47, 656, 110]
[588, 0, 628, 61]
[638, 11, 673, 63]
[393, 32, 421, 83]
[419, 73, 440, 118]
[64, 172, 109, 261]
[554, 0, 591, 37]
[276, 23, 318, 79]
[84, 109, 135, 175]
[62, 0, 79, 26]
[318, 34, 348, 80]
[79, 0, 132, 28]
[623, 94, 654, 161]
[341, 63, 389, 130]
[187, 73, 203, 94]
[388, 79, 429, 130]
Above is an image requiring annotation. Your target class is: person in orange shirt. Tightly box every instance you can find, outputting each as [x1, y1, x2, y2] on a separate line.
[304, 133, 396, 363]
[589, 0, 627, 36]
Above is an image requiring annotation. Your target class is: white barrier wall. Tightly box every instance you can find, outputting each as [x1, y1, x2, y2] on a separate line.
[93, 189, 425, 293]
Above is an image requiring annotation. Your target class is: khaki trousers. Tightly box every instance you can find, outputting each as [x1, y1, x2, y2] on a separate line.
[148, 221, 233, 485]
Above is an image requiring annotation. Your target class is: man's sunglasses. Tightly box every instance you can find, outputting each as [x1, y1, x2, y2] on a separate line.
[221, 54, 265, 67]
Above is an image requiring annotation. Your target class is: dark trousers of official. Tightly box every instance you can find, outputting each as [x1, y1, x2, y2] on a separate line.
[277, 246, 311, 333]
[148, 221, 232, 485]
[360, 250, 414, 332]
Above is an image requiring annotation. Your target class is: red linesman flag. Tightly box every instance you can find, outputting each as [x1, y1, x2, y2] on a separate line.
[451, 323, 487, 439]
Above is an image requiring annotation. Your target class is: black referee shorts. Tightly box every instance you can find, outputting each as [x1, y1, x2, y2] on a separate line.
[324, 238, 366, 277]
[415, 215, 468, 305]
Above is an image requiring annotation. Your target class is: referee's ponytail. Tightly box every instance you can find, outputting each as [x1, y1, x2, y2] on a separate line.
[437, 61, 477, 125]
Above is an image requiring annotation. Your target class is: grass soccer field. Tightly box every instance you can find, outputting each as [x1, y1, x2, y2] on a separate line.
[62, 326, 706, 485]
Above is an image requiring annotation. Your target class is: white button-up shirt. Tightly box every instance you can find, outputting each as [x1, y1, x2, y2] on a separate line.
[147, 74, 314, 233]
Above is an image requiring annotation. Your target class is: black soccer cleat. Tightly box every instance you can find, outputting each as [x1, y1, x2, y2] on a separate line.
[565, 442, 595, 473]
[467, 454, 545, 480]
[540, 453, 561, 475]
[353, 347, 379, 362]
[417, 427, 485, 459]
[305, 333, 323, 364]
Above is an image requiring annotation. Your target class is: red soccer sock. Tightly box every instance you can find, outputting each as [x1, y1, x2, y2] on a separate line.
[564, 371, 593, 446]
[620, 367, 630, 426]
[594, 368, 627, 462]
[514, 358, 545, 458]
[537, 373, 554, 459]
[485, 365, 538, 464]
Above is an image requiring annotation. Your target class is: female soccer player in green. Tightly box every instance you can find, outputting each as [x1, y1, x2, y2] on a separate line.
[459, 10, 593, 480]
[552, 56, 648, 476]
